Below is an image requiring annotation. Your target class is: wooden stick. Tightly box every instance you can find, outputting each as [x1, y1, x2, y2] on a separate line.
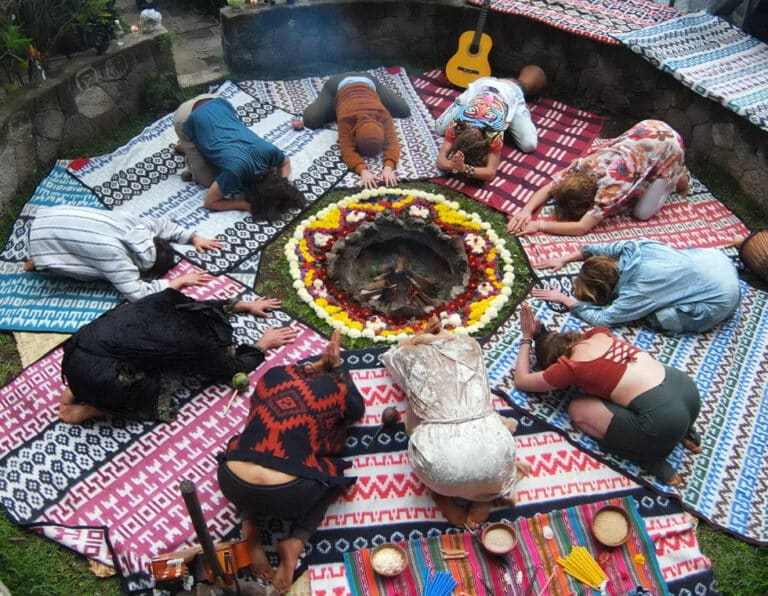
[223, 388, 239, 415]
[535, 569, 557, 596]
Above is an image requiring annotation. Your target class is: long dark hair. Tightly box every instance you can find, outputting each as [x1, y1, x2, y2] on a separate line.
[449, 122, 493, 167]
[534, 330, 582, 369]
[244, 168, 307, 222]
[144, 237, 176, 278]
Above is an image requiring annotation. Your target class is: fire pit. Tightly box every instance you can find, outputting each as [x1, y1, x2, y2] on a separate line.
[285, 188, 515, 342]
[326, 212, 469, 319]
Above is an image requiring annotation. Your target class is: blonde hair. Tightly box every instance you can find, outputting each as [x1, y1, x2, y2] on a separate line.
[574, 256, 620, 306]
[551, 172, 599, 221]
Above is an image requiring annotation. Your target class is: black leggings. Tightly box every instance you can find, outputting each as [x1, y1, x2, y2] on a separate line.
[600, 365, 701, 481]
[217, 462, 338, 544]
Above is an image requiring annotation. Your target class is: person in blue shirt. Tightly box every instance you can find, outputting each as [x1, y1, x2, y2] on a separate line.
[530, 238, 741, 333]
[174, 95, 306, 221]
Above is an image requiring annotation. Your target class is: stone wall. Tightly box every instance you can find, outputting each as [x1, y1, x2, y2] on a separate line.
[222, 0, 768, 211]
[0, 30, 176, 211]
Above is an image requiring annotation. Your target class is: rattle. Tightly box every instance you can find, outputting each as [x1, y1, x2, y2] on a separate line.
[366, 407, 401, 450]
[223, 372, 250, 414]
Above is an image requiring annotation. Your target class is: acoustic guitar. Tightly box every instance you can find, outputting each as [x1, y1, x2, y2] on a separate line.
[445, 0, 492, 88]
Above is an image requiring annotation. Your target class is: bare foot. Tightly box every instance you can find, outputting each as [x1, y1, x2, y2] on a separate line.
[432, 493, 468, 527]
[666, 473, 684, 487]
[242, 520, 274, 580]
[273, 537, 304, 594]
[23, 259, 35, 272]
[682, 438, 703, 454]
[58, 388, 104, 423]
[466, 501, 491, 530]
[501, 417, 518, 434]
[516, 459, 532, 479]
[676, 170, 689, 196]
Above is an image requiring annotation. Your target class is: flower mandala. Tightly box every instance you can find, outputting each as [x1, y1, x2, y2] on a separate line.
[284, 188, 515, 342]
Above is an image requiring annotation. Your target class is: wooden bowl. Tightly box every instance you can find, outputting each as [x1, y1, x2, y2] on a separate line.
[591, 505, 631, 547]
[370, 543, 408, 577]
[480, 522, 518, 555]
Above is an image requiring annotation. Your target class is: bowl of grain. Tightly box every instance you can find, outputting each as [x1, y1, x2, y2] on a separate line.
[370, 543, 408, 577]
[480, 522, 518, 555]
[591, 505, 631, 547]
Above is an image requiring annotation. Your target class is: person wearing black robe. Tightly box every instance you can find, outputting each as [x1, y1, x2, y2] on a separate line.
[58, 288, 297, 424]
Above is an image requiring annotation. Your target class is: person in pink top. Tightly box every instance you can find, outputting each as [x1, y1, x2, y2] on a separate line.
[507, 120, 689, 236]
[513, 304, 701, 485]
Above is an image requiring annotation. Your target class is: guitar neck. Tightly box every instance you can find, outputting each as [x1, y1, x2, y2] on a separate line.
[470, 0, 490, 52]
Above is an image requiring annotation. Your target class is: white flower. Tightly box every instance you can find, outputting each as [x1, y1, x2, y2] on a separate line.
[502, 273, 514, 285]
[477, 281, 494, 297]
[307, 215, 317, 223]
[292, 280, 304, 289]
[345, 210, 366, 224]
[408, 205, 430, 219]
[313, 232, 333, 248]
[503, 264, 513, 273]
[466, 324, 479, 333]
[481, 222, 491, 230]
[289, 266, 300, 278]
[361, 328, 375, 339]
[487, 230, 499, 243]
[297, 289, 311, 302]
[447, 313, 462, 327]
[348, 329, 362, 339]
[465, 233, 487, 255]
[373, 334, 386, 343]
[486, 307, 499, 319]
[295, 224, 306, 235]
[365, 316, 387, 333]
[312, 279, 328, 298]
[501, 287, 512, 297]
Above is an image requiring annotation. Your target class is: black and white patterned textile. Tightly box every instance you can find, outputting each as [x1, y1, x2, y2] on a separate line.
[68, 81, 347, 275]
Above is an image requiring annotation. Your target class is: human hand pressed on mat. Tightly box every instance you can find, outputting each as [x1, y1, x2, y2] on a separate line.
[244, 297, 282, 317]
[256, 327, 298, 351]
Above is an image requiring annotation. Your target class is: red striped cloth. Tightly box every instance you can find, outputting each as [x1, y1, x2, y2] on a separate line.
[413, 69, 604, 215]
[343, 496, 667, 595]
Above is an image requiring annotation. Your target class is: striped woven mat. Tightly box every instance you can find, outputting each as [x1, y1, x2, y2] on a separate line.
[343, 496, 667, 595]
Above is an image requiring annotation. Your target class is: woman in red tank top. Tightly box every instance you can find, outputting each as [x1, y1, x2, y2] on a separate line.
[513, 304, 702, 485]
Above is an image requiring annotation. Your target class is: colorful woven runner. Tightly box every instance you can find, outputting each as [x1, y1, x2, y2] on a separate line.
[413, 69, 604, 215]
[468, 0, 681, 45]
[343, 496, 667, 595]
[238, 66, 443, 187]
[67, 81, 346, 275]
[616, 11, 768, 132]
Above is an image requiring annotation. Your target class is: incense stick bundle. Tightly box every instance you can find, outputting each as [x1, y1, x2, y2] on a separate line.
[557, 546, 608, 589]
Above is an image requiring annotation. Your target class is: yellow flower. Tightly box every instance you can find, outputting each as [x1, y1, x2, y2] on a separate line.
[304, 270, 314, 285]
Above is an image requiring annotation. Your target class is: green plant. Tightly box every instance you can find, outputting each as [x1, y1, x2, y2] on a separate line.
[0, 17, 32, 85]
[141, 71, 182, 119]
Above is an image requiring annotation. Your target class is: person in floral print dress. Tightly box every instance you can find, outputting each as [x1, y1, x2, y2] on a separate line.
[507, 120, 689, 236]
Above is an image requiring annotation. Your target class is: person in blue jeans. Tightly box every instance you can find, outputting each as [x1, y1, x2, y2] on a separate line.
[531, 238, 741, 333]
[174, 95, 306, 221]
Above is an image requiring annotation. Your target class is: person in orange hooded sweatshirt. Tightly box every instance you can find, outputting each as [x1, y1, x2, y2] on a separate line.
[302, 72, 411, 189]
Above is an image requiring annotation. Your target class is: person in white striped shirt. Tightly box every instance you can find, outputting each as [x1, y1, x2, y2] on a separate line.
[25, 206, 221, 301]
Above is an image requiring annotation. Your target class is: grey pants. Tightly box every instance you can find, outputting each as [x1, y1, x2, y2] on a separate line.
[173, 93, 219, 187]
[302, 71, 411, 129]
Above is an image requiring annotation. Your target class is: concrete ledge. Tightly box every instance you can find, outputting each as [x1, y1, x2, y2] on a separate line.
[0, 30, 176, 211]
[222, 0, 768, 210]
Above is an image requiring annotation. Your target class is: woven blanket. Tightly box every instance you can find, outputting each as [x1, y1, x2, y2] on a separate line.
[468, 0, 681, 45]
[413, 69, 604, 215]
[616, 12, 768, 132]
[344, 496, 667, 595]
[482, 261, 768, 546]
[68, 81, 346, 275]
[305, 350, 714, 596]
[238, 66, 443, 188]
[0, 163, 123, 333]
[0, 272, 330, 592]
[517, 174, 750, 268]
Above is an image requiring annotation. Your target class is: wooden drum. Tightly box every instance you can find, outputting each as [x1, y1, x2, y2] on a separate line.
[739, 229, 768, 283]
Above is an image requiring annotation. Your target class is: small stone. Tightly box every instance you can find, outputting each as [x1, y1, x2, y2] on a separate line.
[542, 525, 554, 539]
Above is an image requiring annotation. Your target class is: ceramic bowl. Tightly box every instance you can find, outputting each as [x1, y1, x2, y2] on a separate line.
[480, 522, 518, 555]
[370, 543, 408, 577]
[591, 505, 631, 547]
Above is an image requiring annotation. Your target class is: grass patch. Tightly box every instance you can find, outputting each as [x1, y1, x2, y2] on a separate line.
[698, 524, 768, 596]
[255, 181, 535, 348]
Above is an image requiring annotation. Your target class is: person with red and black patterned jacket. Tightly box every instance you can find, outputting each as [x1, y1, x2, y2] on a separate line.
[217, 329, 364, 594]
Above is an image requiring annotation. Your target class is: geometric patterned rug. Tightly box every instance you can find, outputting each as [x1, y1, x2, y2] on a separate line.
[468, 0, 682, 45]
[413, 69, 605, 215]
[0, 163, 124, 333]
[617, 11, 768, 132]
[306, 350, 717, 596]
[0, 274, 330, 593]
[238, 66, 443, 188]
[67, 81, 347, 275]
[482, 266, 768, 546]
